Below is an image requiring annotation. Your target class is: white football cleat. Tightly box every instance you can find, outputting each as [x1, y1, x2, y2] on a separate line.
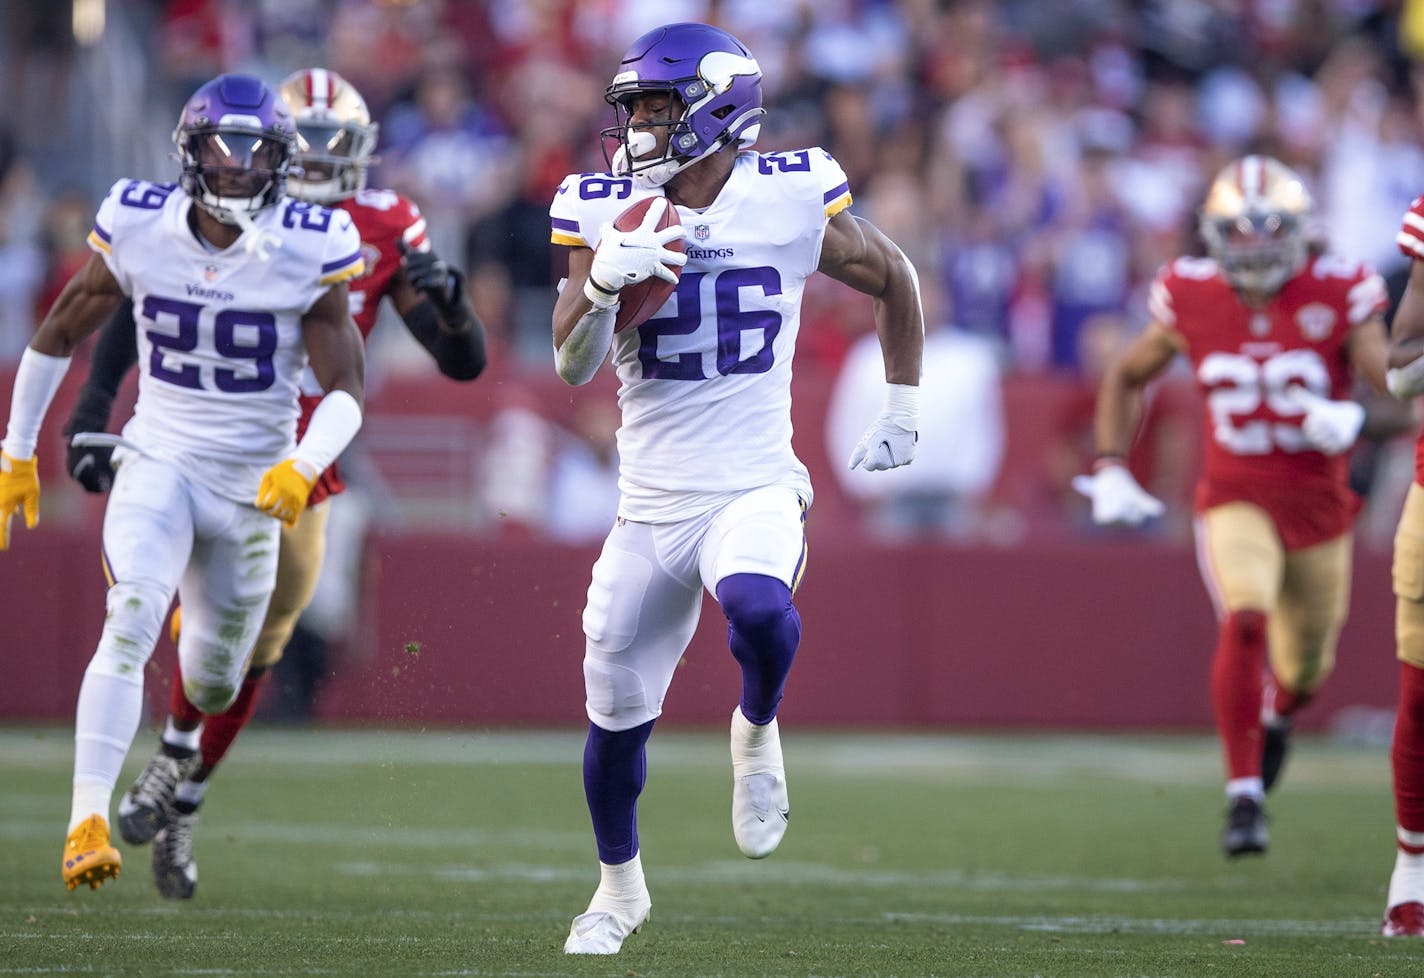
[730, 706, 789, 859]
[564, 855, 652, 955]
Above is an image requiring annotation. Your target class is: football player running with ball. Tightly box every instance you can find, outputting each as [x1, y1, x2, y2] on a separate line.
[550, 22, 924, 954]
[58, 68, 487, 900]
[0, 73, 369, 893]
[1077, 155, 1388, 857]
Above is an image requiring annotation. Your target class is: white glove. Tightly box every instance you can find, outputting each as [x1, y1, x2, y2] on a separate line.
[1072, 463, 1165, 526]
[850, 384, 919, 471]
[584, 197, 688, 307]
[1285, 386, 1365, 455]
[1388, 356, 1424, 399]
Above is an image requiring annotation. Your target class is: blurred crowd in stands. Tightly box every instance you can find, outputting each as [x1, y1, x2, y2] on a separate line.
[1, 0, 1422, 548]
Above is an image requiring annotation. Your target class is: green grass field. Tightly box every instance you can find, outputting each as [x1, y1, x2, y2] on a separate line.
[0, 725, 1416, 977]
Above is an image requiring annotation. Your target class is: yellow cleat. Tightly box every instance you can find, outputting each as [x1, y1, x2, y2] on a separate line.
[62, 814, 122, 891]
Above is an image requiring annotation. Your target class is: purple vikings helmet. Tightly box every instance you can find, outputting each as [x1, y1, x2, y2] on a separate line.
[602, 23, 765, 189]
[173, 73, 296, 225]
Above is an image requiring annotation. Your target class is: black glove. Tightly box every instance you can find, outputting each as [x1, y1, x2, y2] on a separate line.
[63, 386, 116, 494]
[399, 240, 465, 318]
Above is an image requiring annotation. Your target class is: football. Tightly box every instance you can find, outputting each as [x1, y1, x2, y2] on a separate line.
[603, 196, 684, 333]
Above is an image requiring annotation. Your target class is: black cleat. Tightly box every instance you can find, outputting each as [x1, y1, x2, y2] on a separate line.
[1262, 718, 1292, 793]
[152, 808, 199, 900]
[1221, 796, 1269, 857]
[117, 751, 198, 846]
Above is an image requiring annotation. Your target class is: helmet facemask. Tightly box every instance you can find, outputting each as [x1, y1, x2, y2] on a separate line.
[1199, 155, 1313, 296]
[176, 126, 292, 225]
[1200, 209, 1307, 295]
[289, 118, 378, 204]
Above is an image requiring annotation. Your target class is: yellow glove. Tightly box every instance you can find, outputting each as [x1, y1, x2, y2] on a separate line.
[255, 459, 318, 528]
[0, 451, 40, 551]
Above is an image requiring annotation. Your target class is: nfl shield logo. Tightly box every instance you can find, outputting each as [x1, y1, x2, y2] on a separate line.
[694, 224, 710, 240]
[204, 264, 220, 283]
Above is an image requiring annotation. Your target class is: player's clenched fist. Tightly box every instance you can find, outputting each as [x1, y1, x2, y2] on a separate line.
[0, 451, 40, 550]
[255, 458, 318, 528]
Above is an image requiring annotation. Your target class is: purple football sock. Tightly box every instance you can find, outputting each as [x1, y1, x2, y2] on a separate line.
[717, 573, 801, 725]
[583, 719, 655, 865]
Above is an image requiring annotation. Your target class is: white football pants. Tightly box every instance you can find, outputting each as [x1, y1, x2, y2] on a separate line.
[73, 453, 278, 812]
[580, 485, 808, 731]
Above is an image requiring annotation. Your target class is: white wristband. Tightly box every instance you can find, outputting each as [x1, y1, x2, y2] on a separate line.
[883, 383, 919, 425]
[290, 389, 362, 475]
[582, 276, 621, 310]
[2, 346, 72, 459]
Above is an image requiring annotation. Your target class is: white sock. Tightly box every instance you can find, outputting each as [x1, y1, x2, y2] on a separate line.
[175, 779, 208, 809]
[1226, 777, 1264, 801]
[1388, 841, 1424, 907]
[71, 667, 145, 832]
[69, 781, 112, 834]
[163, 717, 202, 753]
[590, 853, 647, 911]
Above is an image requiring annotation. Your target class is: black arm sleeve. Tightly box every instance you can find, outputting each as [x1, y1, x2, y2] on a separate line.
[401, 299, 488, 381]
[64, 297, 139, 433]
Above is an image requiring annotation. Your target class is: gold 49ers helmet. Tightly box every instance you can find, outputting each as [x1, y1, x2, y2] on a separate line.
[1199, 154, 1313, 295]
[276, 68, 378, 204]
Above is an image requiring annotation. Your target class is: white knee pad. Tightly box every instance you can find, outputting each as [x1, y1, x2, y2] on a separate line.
[583, 653, 658, 731]
[182, 675, 240, 715]
[91, 579, 170, 678]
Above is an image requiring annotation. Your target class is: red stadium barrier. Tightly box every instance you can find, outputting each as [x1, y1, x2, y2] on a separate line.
[0, 363, 1397, 730]
[0, 527, 1397, 730]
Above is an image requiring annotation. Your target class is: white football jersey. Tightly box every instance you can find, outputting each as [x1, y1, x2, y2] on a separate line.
[550, 148, 853, 522]
[87, 179, 363, 502]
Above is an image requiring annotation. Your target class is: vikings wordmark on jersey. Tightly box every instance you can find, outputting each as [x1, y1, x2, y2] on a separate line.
[87, 178, 362, 502]
[550, 148, 852, 521]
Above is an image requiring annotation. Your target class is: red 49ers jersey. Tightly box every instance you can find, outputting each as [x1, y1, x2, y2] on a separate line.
[1148, 254, 1387, 548]
[339, 187, 429, 336]
[1396, 196, 1424, 488]
[300, 186, 429, 504]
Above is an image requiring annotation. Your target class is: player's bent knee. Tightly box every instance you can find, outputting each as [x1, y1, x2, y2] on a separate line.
[247, 610, 302, 671]
[93, 580, 170, 674]
[183, 676, 240, 715]
[1223, 608, 1267, 645]
[718, 574, 794, 636]
[583, 655, 658, 730]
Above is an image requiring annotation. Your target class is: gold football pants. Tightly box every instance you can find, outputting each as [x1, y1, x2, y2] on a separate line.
[248, 501, 329, 671]
[1197, 501, 1351, 693]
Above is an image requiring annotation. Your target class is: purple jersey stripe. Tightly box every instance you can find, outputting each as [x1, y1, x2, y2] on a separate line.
[822, 182, 850, 205]
[551, 217, 579, 232]
[92, 223, 112, 244]
[322, 249, 362, 274]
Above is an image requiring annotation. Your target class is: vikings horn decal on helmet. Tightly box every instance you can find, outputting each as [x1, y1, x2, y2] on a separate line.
[1199, 155, 1313, 295]
[173, 73, 296, 226]
[277, 68, 379, 204]
[602, 22, 766, 189]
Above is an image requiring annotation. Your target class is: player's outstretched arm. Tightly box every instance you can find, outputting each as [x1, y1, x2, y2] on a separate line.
[1072, 322, 1179, 526]
[818, 211, 924, 471]
[0, 254, 126, 548]
[256, 284, 366, 528]
[392, 242, 487, 381]
[63, 298, 139, 493]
